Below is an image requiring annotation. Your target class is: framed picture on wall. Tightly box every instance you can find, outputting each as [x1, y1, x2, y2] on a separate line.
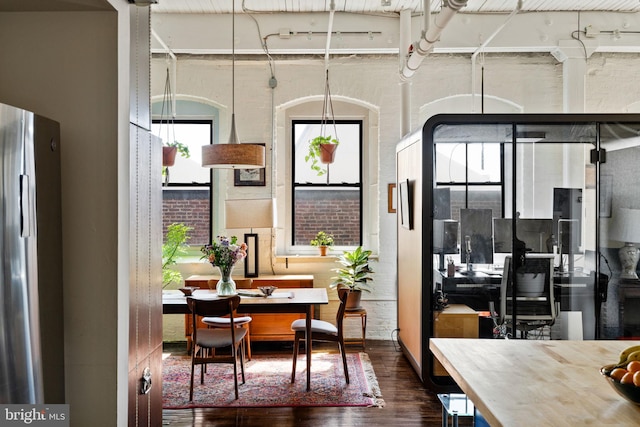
[234, 144, 266, 186]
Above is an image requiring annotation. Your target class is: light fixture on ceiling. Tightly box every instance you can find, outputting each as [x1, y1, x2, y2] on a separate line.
[201, 0, 265, 169]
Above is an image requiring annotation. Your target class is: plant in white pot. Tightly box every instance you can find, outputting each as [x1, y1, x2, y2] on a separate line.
[330, 246, 374, 310]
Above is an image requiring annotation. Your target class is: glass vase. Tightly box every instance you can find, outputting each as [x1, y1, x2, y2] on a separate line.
[215, 265, 236, 296]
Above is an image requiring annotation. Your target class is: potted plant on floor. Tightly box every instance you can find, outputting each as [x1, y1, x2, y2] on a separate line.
[162, 222, 192, 288]
[310, 231, 334, 256]
[330, 246, 374, 310]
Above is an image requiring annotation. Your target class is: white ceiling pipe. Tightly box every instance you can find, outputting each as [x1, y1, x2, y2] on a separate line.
[471, 0, 523, 113]
[324, 0, 335, 72]
[400, 0, 468, 81]
[400, 8, 412, 137]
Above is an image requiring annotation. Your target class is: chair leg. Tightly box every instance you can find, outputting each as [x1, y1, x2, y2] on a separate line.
[189, 348, 196, 401]
[339, 339, 350, 384]
[197, 348, 205, 385]
[245, 325, 252, 360]
[231, 343, 239, 400]
[291, 333, 300, 383]
[239, 342, 246, 384]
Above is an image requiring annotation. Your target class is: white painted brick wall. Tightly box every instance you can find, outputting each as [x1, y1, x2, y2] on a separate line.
[155, 52, 640, 341]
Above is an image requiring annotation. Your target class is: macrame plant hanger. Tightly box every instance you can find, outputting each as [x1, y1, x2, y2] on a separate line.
[320, 69, 339, 183]
[160, 63, 176, 186]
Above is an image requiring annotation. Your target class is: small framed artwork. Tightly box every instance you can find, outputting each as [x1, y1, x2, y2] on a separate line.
[388, 183, 397, 213]
[234, 144, 266, 186]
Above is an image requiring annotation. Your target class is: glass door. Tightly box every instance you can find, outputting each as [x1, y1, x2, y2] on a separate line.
[599, 121, 640, 339]
[509, 123, 597, 339]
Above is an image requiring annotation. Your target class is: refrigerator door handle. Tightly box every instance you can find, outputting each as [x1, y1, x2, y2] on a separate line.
[20, 174, 31, 237]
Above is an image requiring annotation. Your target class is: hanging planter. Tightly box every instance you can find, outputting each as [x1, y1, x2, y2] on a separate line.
[320, 140, 338, 164]
[158, 66, 190, 170]
[305, 70, 340, 177]
[162, 146, 178, 167]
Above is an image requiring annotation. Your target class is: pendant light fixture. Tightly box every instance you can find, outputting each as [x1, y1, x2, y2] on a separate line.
[201, 0, 265, 169]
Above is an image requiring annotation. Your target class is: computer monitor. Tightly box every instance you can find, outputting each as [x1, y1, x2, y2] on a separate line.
[433, 187, 451, 220]
[434, 219, 458, 270]
[460, 209, 494, 265]
[553, 187, 582, 247]
[493, 218, 554, 254]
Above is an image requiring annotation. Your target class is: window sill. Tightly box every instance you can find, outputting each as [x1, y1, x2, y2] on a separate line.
[275, 255, 339, 264]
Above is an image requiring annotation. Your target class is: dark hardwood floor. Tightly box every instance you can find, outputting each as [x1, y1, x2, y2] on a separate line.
[161, 340, 474, 426]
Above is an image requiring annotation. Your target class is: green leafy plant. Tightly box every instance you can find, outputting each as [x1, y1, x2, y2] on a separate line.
[330, 246, 374, 292]
[162, 222, 192, 288]
[310, 231, 334, 247]
[305, 135, 339, 176]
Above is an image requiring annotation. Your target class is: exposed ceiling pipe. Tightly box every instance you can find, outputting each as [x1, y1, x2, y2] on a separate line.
[400, 0, 468, 81]
[471, 0, 523, 113]
[324, 0, 336, 72]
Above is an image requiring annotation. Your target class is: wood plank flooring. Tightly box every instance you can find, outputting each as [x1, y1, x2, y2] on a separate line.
[162, 340, 474, 426]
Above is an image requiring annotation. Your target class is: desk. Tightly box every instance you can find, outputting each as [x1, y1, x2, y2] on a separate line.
[430, 338, 640, 427]
[434, 269, 598, 339]
[163, 288, 328, 391]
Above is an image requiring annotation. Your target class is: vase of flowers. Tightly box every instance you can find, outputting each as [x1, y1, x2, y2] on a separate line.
[201, 236, 247, 296]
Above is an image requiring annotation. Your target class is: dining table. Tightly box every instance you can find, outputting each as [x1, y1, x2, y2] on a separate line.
[430, 338, 640, 427]
[163, 287, 329, 391]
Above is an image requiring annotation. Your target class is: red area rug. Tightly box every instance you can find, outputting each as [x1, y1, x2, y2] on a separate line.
[162, 352, 384, 409]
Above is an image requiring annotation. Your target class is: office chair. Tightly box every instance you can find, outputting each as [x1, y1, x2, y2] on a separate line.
[187, 295, 247, 400]
[499, 254, 556, 339]
[290, 288, 350, 384]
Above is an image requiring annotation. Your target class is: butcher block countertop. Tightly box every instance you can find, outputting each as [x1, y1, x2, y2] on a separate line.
[430, 338, 640, 427]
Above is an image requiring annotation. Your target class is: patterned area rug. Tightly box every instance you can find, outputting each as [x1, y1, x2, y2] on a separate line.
[162, 352, 384, 409]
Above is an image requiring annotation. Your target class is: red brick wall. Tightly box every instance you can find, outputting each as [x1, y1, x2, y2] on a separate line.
[294, 189, 360, 246]
[162, 189, 210, 245]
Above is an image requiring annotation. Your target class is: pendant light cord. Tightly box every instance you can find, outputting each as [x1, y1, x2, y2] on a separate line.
[232, 0, 235, 116]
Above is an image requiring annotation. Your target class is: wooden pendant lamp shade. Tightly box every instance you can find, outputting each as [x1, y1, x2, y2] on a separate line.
[201, 0, 266, 170]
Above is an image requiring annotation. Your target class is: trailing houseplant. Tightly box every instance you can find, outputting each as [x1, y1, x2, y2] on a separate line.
[162, 222, 192, 288]
[305, 135, 339, 176]
[330, 246, 374, 310]
[310, 231, 334, 256]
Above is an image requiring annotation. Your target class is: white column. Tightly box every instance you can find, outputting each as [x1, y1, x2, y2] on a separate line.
[550, 39, 597, 113]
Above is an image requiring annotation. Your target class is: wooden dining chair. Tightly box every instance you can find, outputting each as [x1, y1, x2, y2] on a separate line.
[290, 288, 350, 384]
[202, 279, 253, 360]
[187, 295, 247, 400]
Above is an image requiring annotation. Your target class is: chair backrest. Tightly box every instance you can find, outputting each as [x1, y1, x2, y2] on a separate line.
[500, 254, 556, 324]
[234, 279, 253, 289]
[187, 296, 242, 335]
[335, 288, 350, 333]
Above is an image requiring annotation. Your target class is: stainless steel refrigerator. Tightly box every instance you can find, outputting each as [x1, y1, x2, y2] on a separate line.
[0, 102, 64, 403]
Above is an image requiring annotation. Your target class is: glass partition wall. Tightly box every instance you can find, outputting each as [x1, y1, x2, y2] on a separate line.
[428, 116, 639, 345]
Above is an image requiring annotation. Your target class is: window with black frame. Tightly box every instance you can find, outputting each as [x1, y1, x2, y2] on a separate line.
[292, 120, 362, 247]
[152, 119, 212, 246]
